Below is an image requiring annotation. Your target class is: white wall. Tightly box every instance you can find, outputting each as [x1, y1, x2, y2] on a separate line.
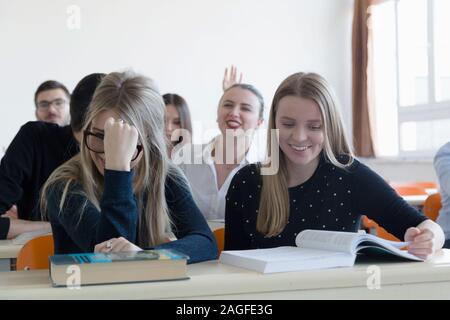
[2, 1, 434, 185]
[0, 0, 354, 152]
[361, 158, 438, 184]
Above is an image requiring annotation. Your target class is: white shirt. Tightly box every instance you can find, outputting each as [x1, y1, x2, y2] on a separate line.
[173, 135, 265, 221]
[434, 141, 450, 239]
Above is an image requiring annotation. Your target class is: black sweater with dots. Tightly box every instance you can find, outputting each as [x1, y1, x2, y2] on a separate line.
[224, 155, 428, 250]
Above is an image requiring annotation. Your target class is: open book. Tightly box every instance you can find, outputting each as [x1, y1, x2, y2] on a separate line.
[219, 229, 423, 273]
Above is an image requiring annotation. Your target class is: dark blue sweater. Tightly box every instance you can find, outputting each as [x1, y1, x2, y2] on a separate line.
[224, 156, 428, 250]
[47, 170, 218, 264]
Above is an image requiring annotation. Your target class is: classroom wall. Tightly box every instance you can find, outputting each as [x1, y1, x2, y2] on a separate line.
[361, 158, 438, 184]
[0, 0, 354, 154]
[0, 0, 438, 184]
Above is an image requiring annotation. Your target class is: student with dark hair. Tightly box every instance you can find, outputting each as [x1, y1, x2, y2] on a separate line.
[68, 74, 105, 139]
[163, 93, 192, 156]
[0, 73, 105, 239]
[34, 80, 71, 126]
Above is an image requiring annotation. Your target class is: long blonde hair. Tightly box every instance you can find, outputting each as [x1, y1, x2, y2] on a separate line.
[41, 71, 179, 247]
[257, 72, 354, 237]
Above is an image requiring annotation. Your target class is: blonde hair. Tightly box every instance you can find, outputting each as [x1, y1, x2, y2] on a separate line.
[257, 72, 354, 237]
[41, 71, 181, 247]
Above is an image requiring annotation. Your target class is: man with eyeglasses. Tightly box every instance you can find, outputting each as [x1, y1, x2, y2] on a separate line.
[0, 74, 105, 240]
[34, 80, 71, 126]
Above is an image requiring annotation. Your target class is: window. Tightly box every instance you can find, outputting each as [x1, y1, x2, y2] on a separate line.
[370, 0, 450, 157]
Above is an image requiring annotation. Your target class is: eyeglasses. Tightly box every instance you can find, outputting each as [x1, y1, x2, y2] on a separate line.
[37, 98, 67, 109]
[83, 130, 143, 161]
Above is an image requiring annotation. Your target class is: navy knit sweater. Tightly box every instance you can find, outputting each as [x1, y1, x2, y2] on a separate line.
[47, 170, 218, 264]
[224, 156, 428, 250]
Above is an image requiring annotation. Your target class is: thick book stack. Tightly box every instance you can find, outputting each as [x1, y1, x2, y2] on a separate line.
[49, 249, 189, 287]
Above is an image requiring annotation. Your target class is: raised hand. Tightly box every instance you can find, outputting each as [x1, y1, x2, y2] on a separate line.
[104, 117, 139, 171]
[223, 65, 243, 91]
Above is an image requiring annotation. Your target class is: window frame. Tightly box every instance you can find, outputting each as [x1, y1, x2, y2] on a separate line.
[394, 0, 450, 158]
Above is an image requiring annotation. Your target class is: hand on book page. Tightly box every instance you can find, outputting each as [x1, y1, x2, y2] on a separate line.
[404, 222, 445, 260]
[295, 230, 422, 261]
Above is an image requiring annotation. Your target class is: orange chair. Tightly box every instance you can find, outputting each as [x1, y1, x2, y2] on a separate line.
[409, 182, 438, 190]
[392, 185, 428, 196]
[16, 235, 54, 270]
[213, 227, 225, 258]
[373, 224, 400, 242]
[362, 216, 400, 242]
[361, 215, 377, 234]
[423, 193, 442, 221]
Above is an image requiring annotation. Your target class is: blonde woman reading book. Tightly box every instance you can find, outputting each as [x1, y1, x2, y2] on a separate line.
[41, 71, 217, 263]
[224, 72, 444, 260]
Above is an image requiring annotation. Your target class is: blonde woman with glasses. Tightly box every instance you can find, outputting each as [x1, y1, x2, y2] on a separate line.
[224, 72, 444, 261]
[41, 71, 217, 263]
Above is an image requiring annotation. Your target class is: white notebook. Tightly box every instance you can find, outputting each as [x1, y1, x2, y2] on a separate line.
[219, 229, 423, 273]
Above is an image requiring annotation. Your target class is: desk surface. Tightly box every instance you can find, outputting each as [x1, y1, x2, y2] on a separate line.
[0, 240, 22, 259]
[402, 195, 428, 206]
[425, 188, 438, 195]
[207, 220, 224, 231]
[1, 249, 450, 299]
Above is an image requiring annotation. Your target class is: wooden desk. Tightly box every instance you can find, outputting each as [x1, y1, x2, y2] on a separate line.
[0, 240, 22, 272]
[425, 188, 438, 195]
[1, 249, 450, 299]
[207, 220, 224, 231]
[402, 195, 428, 206]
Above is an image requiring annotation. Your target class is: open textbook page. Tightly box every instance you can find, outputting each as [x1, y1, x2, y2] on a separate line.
[219, 229, 422, 273]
